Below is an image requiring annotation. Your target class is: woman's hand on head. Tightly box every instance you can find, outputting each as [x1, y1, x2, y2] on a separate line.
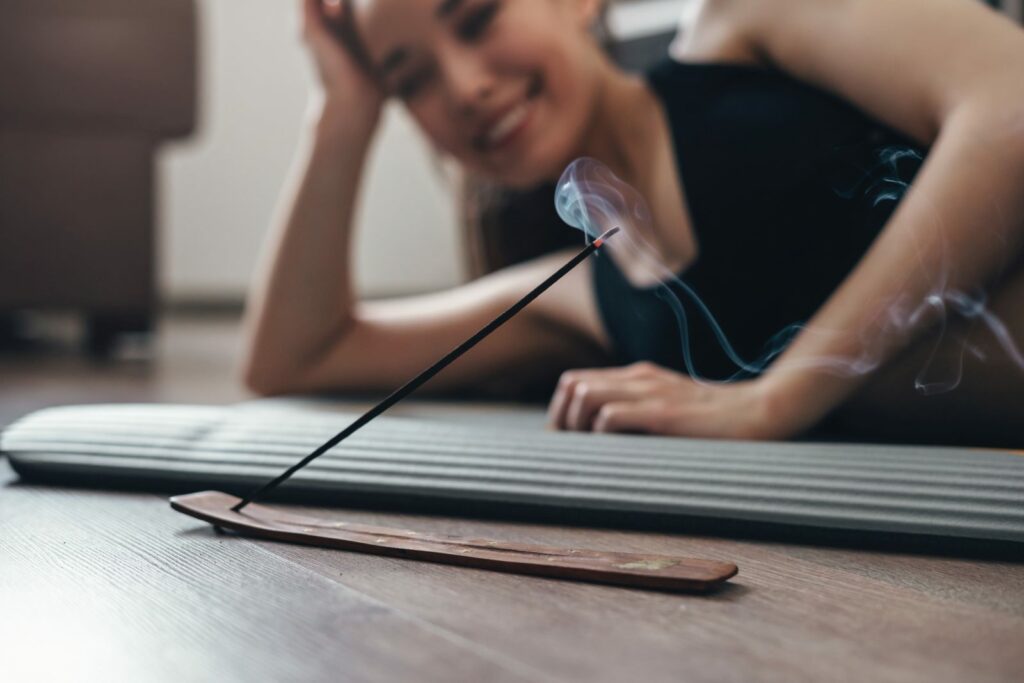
[546, 361, 801, 440]
[301, 0, 383, 134]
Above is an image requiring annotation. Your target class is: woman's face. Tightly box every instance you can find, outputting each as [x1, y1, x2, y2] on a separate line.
[352, 0, 604, 187]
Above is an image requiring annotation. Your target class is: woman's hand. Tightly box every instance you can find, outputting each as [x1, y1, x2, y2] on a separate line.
[301, 0, 383, 135]
[546, 361, 800, 440]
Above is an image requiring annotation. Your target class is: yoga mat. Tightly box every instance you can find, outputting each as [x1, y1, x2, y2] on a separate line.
[3, 404, 1022, 547]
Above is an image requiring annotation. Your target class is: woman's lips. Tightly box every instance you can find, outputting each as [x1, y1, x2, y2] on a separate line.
[473, 75, 543, 154]
[483, 101, 531, 150]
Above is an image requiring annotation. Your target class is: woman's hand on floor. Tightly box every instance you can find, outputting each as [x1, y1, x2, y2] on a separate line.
[546, 361, 797, 440]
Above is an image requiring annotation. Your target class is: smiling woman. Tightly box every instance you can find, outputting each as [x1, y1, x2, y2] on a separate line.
[346, 0, 612, 187]
[242, 0, 1024, 447]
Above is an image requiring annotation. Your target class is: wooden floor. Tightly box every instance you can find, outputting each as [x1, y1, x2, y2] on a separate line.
[0, 312, 249, 428]
[2, 313, 1023, 682]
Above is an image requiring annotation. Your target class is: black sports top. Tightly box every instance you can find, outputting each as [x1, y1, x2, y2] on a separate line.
[592, 58, 926, 380]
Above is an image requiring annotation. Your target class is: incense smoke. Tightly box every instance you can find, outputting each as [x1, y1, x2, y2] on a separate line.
[831, 145, 1024, 393]
[554, 156, 1024, 392]
[555, 157, 797, 382]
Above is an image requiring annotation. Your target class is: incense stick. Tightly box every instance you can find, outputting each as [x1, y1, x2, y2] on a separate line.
[232, 227, 620, 512]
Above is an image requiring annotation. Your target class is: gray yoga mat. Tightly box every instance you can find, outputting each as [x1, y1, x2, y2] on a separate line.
[3, 403, 1023, 546]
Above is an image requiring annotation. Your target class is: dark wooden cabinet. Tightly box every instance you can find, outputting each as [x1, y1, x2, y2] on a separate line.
[0, 0, 197, 352]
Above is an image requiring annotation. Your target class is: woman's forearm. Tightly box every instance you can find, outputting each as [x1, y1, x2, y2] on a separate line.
[762, 101, 1024, 432]
[241, 103, 377, 393]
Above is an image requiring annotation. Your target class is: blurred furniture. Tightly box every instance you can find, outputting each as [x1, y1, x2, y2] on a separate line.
[0, 0, 197, 354]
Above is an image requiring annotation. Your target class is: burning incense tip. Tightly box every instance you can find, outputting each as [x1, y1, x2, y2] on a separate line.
[593, 226, 620, 249]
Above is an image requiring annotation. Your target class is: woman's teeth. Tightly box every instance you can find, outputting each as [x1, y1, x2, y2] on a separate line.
[486, 103, 529, 147]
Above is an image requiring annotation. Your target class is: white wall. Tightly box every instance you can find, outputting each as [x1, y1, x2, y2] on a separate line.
[157, 0, 688, 303]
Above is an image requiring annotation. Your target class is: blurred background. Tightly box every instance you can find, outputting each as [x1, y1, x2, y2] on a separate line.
[0, 0, 693, 352]
[0, 0, 1020, 421]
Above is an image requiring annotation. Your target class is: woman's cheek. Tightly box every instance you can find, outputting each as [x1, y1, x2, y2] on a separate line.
[409, 104, 461, 155]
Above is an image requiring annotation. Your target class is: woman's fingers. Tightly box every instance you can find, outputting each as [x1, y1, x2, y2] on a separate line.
[545, 373, 578, 430]
[304, 0, 352, 55]
[592, 400, 667, 434]
[547, 362, 671, 431]
[317, 0, 348, 38]
[302, 0, 343, 67]
[322, 0, 342, 18]
[546, 366, 636, 430]
[302, 0, 328, 39]
[564, 380, 658, 431]
[297, 0, 383, 128]
[549, 363, 785, 438]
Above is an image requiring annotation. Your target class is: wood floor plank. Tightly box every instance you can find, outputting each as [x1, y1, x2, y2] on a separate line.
[777, 544, 1024, 617]
[0, 466, 544, 683]
[246, 502, 1024, 683]
[3, 313, 1023, 682]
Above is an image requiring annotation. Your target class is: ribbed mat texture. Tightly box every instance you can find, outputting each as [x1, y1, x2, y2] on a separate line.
[3, 404, 1022, 544]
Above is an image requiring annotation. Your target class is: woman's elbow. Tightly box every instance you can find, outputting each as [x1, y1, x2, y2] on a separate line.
[241, 362, 289, 397]
[240, 349, 307, 396]
[241, 347, 341, 396]
[239, 320, 360, 396]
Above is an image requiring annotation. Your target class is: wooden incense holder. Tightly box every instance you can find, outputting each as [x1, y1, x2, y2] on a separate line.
[171, 491, 738, 592]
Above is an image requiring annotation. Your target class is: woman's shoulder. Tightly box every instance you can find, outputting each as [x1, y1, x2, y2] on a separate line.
[665, 0, 764, 68]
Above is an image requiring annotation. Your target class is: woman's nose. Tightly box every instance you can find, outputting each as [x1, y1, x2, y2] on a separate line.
[439, 48, 495, 114]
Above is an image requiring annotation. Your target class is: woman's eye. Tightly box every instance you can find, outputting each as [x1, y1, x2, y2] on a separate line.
[396, 77, 424, 100]
[457, 1, 500, 41]
[395, 66, 435, 100]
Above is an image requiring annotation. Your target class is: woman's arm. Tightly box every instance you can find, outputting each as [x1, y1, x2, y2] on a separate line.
[244, 0, 611, 397]
[244, 127, 589, 396]
[245, 116, 608, 395]
[241, 0, 382, 394]
[241, 101, 373, 394]
[549, 0, 1024, 438]
[729, 0, 1024, 433]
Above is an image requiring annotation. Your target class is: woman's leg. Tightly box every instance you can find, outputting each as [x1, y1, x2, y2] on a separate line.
[832, 260, 1024, 447]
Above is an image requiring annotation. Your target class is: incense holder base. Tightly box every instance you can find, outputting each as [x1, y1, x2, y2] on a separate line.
[170, 491, 737, 592]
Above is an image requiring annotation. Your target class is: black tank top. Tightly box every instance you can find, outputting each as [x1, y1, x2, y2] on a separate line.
[592, 58, 925, 380]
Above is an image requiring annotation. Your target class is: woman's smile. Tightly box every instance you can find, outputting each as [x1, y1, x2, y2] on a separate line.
[472, 74, 543, 156]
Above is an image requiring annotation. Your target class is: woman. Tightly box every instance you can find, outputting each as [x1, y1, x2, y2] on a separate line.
[243, 0, 1024, 445]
